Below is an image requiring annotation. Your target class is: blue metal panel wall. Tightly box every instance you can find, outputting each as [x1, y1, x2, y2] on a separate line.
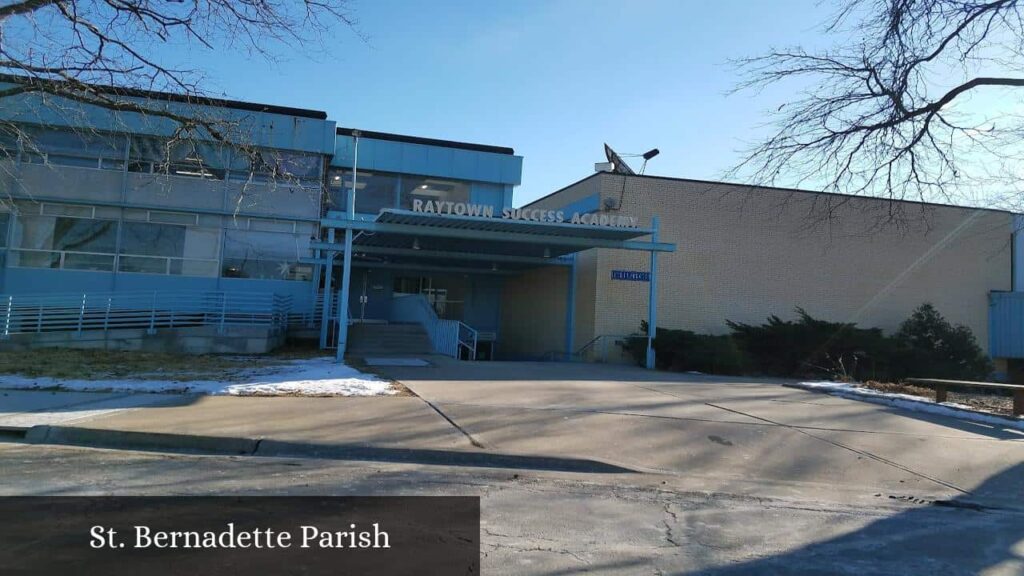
[470, 183, 506, 211]
[0, 84, 336, 154]
[464, 276, 502, 333]
[4, 268, 116, 294]
[220, 277, 315, 309]
[332, 135, 523, 187]
[989, 291, 1024, 358]
[557, 193, 601, 215]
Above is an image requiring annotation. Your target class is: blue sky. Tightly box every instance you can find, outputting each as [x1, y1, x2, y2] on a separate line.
[192, 0, 836, 205]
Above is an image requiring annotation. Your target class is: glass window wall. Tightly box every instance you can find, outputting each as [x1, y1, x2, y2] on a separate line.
[400, 176, 470, 209]
[18, 126, 125, 170]
[327, 170, 398, 215]
[129, 136, 228, 180]
[222, 229, 311, 281]
[8, 209, 220, 277]
[119, 221, 219, 276]
[10, 214, 118, 271]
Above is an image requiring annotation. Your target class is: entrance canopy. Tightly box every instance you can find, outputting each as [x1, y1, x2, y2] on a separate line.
[313, 207, 674, 369]
[314, 208, 674, 273]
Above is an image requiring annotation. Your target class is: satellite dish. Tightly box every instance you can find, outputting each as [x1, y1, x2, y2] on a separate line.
[604, 143, 636, 175]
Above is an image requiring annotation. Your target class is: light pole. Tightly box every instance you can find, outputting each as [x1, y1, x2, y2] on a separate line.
[336, 130, 360, 361]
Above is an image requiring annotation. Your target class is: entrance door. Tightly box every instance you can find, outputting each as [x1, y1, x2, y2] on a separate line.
[393, 275, 467, 320]
[352, 269, 392, 323]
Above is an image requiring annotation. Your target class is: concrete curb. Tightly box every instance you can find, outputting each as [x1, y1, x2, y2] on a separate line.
[784, 383, 1024, 430]
[21, 426, 641, 474]
[255, 440, 639, 473]
[24, 425, 257, 455]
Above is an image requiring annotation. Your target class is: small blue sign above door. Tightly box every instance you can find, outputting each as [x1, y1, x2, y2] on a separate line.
[611, 270, 650, 282]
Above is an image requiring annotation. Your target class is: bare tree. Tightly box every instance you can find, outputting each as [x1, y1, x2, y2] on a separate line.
[0, 0, 358, 201]
[732, 0, 1024, 223]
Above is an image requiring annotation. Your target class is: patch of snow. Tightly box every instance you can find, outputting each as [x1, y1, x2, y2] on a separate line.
[790, 381, 1024, 431]
[0, 358, 395, 397]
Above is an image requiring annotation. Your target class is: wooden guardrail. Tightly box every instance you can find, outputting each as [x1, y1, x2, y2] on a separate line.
[906, 378, 1024, 416]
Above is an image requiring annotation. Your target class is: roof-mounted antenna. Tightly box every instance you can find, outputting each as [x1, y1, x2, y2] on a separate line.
[603, 143, 660, 175]
[604, 143, 636, 175]
[639, 148, 660, 175]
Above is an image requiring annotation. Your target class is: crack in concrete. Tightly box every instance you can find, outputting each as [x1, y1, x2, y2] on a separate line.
[436, 394, 1020, 442]
[662, 502, 682, 547]
[417, 398, 486, 448]
[627, 382, 972, 495]
[705, 401, 971, 495]
[483, 540, 590, 564]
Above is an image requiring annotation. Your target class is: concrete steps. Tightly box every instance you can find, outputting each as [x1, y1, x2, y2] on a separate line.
[347, 323, 434, 356]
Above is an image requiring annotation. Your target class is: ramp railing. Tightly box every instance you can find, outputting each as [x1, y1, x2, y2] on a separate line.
[0, 290, 292, 338]
[390, 293, 477, 360]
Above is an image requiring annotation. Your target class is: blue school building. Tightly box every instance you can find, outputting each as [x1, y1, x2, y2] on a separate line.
[0, 77, 671, 365]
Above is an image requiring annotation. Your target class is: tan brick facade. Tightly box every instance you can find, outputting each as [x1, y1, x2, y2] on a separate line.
[503, 173, 1011, 360]
[499, 265, 570, 359]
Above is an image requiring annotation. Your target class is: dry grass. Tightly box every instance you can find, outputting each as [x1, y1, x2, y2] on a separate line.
[0, 348, 256, 381]
[861, 380, 1017, 418]
[267, 340, 334, 360]
[862, 380, 934, 398]
[0, 344, 404, 397]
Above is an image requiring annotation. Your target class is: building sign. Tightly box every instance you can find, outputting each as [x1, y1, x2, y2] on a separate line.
[611, 270, 650, 282]
[411, 199, 639, 228]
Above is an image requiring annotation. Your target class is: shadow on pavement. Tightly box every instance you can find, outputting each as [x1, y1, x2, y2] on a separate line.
[684, 462, 1024, 576]
[18, 425, 639, 474]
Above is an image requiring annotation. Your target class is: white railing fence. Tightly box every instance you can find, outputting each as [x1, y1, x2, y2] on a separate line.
[289, 291, 338, 328]
[390, 293, 477, 360]
[1, 290, 292, 338]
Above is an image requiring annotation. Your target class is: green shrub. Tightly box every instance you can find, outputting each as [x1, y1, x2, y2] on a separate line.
[626, 304, 990, 382]
[726, 308, 893, 380]
[889, 303, 991, 381]
[663, 331, 746, 375]
[624, 322, 745, 375]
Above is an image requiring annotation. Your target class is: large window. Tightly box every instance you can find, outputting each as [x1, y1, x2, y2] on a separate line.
[10, 214, 118, 271]
[327, 170, 398, 215]
[222, 230, 311, 281]
[119, 221, 219, 277]
[324, 171, 473, 215]
[129, 136, 228, 180]
[0, 126, 18, 162]
[20, 126, 125, 171]
[8, 208, 220, 277]
[228, 150, 322, 185]
[0, 212, 9, 248]
[0, 212, 9, 268]
[400, 176, 470, 209]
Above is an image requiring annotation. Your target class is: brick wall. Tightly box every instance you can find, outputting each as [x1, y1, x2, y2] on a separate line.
[514, 173, 1011, 358]
[498, 265, 569, 359]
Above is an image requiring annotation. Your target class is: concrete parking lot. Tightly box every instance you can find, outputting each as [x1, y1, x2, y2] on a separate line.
[2, 358, 1023, 574]
[373, 359, 1024, 508]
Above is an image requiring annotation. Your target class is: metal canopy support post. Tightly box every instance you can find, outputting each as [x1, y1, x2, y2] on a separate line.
[319, 228, 335, 349]
[646, 217, 660, 370]
[565, 254, 577, 361]
[336, 130, 359, 362]
[336, 228, 354, 359]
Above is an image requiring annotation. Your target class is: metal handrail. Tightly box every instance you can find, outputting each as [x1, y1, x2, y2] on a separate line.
[575, 334, 631, 362]
[456, 321, 478, 361]
[1, 289, 292, 338]
[391, 293, 477, 360]
[538, 334, 633, 363]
